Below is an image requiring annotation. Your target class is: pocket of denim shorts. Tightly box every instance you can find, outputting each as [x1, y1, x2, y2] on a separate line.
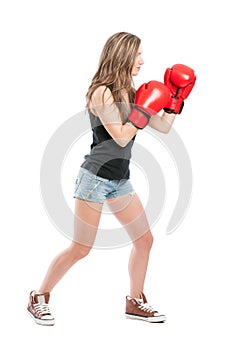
[86, 178, 102, 198]
[74, 174, 83, 192]
[74, 170, 105, 200]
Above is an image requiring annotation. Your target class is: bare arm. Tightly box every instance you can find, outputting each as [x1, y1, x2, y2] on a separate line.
[90, 86, 138, 147]
[148, 111, 176, 133]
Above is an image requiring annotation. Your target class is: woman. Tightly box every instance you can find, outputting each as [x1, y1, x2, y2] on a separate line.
[27, 32, 178, 326]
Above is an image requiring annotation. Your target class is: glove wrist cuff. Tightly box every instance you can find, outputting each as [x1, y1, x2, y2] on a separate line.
[164, 99, 184, 114]
[127, 106, 150, 129]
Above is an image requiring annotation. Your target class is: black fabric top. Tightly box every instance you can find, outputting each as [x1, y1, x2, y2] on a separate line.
[81, 110, 135, 180]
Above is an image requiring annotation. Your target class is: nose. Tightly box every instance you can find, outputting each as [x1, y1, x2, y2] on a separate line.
[139, 57, 144, 65]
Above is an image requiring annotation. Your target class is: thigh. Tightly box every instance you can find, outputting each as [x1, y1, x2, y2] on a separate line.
[73, 198, 103, 247]
[106, 193, 151, 242]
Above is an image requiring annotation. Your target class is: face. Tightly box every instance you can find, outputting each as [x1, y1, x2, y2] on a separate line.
[132, 44, 144, 76]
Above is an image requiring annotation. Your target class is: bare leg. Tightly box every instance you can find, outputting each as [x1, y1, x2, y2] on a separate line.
[127, 232, 153, 298]
[39, 199, 103, 293]
[107, 193, 153, 298]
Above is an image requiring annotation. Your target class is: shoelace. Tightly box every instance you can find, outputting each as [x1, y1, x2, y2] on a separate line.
[34, 302, 51, 316]
[137, 299, 156, 313]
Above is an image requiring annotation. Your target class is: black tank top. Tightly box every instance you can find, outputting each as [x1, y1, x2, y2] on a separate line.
[81, 110, 136, 180]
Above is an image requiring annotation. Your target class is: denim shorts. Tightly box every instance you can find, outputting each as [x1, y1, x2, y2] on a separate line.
[73, 168, 135, 203]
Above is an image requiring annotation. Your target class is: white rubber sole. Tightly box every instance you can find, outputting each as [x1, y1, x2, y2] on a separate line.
[27, 309, 55, 326]
[125, 313, 166, 323]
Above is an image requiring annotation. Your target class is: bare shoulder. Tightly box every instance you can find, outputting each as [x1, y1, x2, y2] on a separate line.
[91, 86, 113, 106]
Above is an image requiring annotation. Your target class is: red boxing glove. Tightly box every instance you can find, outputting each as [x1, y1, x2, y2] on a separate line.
[163, 64, 196, 114]
[127, 81, 170, 129]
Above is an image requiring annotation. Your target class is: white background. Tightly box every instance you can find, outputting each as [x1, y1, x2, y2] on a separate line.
[1, 0, 233, 349]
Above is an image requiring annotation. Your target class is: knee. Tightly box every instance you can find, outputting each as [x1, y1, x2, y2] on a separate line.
[68, 242, 92, 263]
[143, 232, 154, 250]
[134, 231, 154, 251]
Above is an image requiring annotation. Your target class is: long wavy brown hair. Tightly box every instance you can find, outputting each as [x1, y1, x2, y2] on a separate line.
[86, 32, 141, 110]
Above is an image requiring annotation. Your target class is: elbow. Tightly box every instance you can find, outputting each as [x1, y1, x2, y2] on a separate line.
[114, 137, 130, 148]
[161, 125, 172, 134]
[116, 139, 130, 148]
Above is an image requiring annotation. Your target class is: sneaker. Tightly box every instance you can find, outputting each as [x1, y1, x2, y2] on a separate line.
[27, 290, 55, 326]
[125, 291, 166, 323]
